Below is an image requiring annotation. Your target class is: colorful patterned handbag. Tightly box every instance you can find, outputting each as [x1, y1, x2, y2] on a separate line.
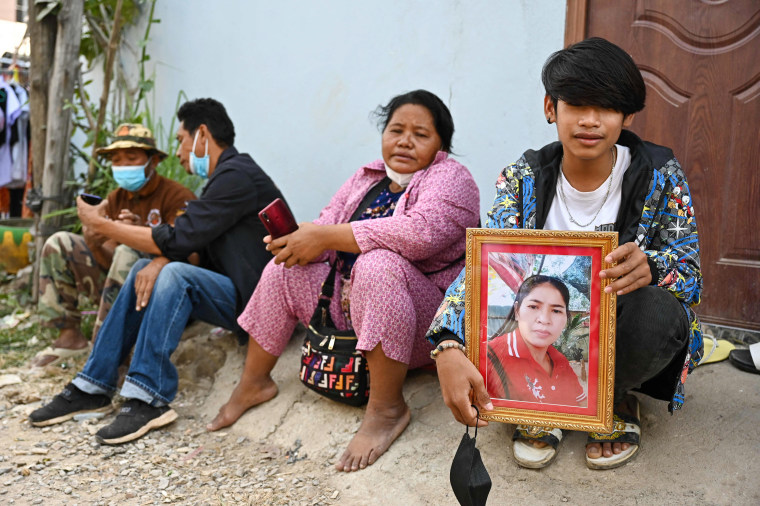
[298, 178, 392, 406]
[299, 265, 369, 406]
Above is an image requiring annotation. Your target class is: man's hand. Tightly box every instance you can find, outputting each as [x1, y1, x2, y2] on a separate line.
[134, 257, 170, 311]
[76, 197, 161, 256]
[267, 222, 327, 268]
[77, 196, 109, 231]
[599, 242, 652, 295]
[82, 224, 106, 247]
[187, 252, 201, 266]
[116, 209, 141, 225]
[436, 340, 493, 428]
[82, 225, 116, 271]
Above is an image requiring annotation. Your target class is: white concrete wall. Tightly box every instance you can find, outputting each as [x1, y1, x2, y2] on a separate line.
[128, 0, 566, 221]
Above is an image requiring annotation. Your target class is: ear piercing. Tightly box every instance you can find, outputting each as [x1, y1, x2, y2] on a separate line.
[546, 117, 552, 124]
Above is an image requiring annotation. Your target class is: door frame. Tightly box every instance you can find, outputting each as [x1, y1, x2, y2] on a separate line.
[565, 0, 588, 46]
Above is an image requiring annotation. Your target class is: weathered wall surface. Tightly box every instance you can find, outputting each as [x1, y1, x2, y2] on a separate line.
[132, 0, 565, 220]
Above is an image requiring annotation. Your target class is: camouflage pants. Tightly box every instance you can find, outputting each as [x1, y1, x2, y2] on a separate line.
[38, 231, 147, 340]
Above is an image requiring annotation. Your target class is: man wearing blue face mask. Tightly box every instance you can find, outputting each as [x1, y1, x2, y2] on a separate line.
[31, 98, 287, 446]
[34, 124, 196, 368]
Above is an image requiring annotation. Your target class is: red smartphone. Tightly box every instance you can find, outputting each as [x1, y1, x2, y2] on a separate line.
[259, 198, 298, 239]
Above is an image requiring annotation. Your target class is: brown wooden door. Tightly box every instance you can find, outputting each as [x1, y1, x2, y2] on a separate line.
[566, 0, 760, 330]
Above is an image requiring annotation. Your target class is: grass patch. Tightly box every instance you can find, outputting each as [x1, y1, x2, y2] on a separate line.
[0, 281, 97, 370]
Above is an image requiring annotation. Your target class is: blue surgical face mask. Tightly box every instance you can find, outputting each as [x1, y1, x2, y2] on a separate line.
[112, 161, 150, 192]
[189, 130, 210, 179]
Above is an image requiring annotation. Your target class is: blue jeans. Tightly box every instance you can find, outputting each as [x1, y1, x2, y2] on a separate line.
[73, 259, 238, 406]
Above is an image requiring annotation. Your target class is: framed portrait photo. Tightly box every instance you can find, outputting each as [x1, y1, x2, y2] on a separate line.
[465, 229, 618, 433]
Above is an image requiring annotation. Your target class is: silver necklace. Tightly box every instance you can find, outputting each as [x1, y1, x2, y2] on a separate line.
[558, 147, 616, 228]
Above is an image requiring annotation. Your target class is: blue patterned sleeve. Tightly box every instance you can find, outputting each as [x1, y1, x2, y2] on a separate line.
[637, 159, 702, 307]
[486, 163, 526, 229]
[426, 161, 527, 345]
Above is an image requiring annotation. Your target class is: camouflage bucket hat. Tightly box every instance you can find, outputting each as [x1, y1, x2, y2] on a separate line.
[96, 123, 168, 160]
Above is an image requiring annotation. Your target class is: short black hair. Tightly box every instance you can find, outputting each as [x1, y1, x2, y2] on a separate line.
[177, 98, 235, 148]
[542, 37, 646, 116]
[374, 89, 454, 153]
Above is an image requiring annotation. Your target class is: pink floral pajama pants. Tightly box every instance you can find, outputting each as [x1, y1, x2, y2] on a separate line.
[237, 249, 438, 368]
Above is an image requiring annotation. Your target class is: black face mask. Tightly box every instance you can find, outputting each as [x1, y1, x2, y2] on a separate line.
[449, 408, 492, 506]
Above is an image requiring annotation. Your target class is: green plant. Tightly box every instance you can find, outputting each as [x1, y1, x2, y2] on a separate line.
[45, 1, 201, 228]
[72, 1, 152, 153]
[555, 313, 589, 361]
[0, 290, 57, 368]
[75, 0, 203, 194]
[143, 90, 204, 193]
[0, 276, 98, 369]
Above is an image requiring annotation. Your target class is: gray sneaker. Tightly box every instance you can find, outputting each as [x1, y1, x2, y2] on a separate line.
[29, 383, 113, 427]
[95, 399, 177, 445]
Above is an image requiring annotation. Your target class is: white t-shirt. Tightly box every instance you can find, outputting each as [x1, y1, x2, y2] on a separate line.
[545, 144, 631, 231]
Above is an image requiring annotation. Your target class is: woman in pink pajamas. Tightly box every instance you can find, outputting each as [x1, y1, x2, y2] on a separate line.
[208, 90, 479, 472]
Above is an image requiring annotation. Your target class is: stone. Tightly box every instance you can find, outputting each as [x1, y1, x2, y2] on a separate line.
[73, 412, 107, 422]
[0, 375, 22, 388]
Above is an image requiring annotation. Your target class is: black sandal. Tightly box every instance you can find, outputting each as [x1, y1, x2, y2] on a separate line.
[728, 343, 760, 374]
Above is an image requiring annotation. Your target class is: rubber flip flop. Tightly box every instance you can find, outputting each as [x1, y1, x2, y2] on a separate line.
[30, 343, 91, 368]
[699, 337, 735, 364]
[728, 342, 760, 375]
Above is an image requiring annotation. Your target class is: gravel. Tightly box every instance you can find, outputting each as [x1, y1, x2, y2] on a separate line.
[0, 374, 342, 505]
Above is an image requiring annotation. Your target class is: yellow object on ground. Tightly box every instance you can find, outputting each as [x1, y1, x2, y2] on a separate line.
[700, 338, 736, 364]
[0, 222, 33, 274]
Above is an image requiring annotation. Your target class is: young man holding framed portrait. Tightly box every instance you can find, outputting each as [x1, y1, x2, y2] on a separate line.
[428, 37, 703, 470]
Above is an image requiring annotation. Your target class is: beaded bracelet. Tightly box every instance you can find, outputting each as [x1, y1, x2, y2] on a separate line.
[430, 341, 466, 360]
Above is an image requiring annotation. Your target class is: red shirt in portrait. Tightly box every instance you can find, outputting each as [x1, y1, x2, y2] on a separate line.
[486, 330, 586, 407]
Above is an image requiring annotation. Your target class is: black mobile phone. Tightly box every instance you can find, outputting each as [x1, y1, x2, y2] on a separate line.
[258, 198, 298, 239]
[80, 193, 103, 205]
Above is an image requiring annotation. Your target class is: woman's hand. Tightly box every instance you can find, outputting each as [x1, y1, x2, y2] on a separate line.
[599, 242, 652, 295]
[436, 340, 493, 428]
[266, 222, 326, 267]
[135, 257, 170, 311]
[266, 222, 358, 268]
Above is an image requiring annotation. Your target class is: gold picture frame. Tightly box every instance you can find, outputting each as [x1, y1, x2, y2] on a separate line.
[465, 228, 617, 433]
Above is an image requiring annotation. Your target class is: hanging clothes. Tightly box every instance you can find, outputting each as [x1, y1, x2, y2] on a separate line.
[0, 79, 22, 188]
[8, 82, 29, 189]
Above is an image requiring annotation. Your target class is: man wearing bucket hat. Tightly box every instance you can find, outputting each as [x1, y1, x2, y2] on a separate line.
[34, 123, 196, 368]
[30, 98, 287, 445]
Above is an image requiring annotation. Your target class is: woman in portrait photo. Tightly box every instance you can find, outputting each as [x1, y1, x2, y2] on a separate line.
[486, 275, 586, 407]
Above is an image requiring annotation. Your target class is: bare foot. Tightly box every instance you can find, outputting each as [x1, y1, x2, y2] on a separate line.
[586, 441, 630, 459]
[586, 395, 635, 459]
[207, 376, 278, 431]
[31, 328, 89, 367]
[335, 402, 411, 472]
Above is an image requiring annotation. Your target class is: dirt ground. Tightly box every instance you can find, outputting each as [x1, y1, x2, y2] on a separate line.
[1, 321, 759, 505]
